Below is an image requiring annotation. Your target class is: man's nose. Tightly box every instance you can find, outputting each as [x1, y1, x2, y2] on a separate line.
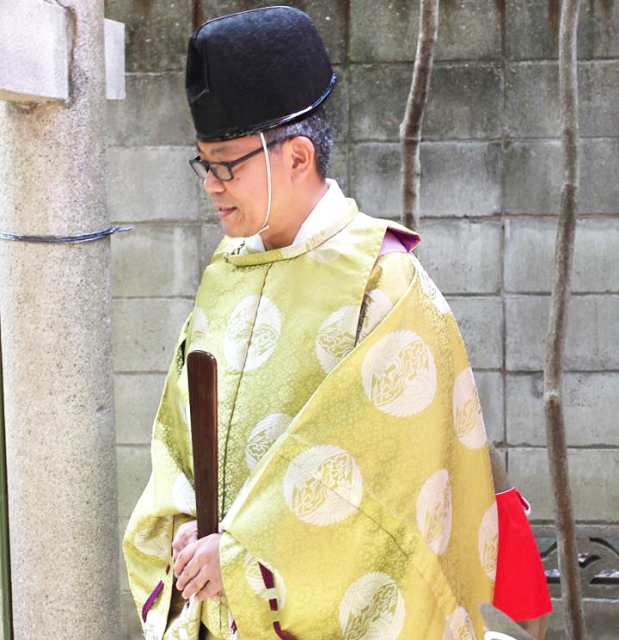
[203, 170, 225, 195]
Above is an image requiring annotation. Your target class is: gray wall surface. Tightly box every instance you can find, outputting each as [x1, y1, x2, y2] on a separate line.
[105, 1, 619, 637]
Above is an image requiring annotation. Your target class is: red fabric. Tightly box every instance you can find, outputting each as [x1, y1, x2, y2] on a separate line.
[493, 488, 553, 621]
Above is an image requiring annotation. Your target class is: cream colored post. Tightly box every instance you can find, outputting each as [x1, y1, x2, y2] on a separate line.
[0, 0, 122, 637]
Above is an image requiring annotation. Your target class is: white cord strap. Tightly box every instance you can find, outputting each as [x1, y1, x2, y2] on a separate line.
[255, 131, 272, 235]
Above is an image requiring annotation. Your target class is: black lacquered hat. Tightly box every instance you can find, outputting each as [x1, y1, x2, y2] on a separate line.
[186, 6, 337, 141]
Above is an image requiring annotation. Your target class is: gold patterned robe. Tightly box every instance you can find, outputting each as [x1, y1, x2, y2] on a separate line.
[123, 199, 497, 640]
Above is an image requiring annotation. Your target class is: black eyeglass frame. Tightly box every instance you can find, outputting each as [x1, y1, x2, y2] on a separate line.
[189, 139, 279, 182]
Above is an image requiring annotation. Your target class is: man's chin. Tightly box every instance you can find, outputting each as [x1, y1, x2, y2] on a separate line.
[221, 223, 256, 240]
[221, 224, 244, 238]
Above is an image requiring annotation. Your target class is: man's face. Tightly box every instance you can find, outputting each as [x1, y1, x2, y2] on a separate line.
[196, 135, 284, 241]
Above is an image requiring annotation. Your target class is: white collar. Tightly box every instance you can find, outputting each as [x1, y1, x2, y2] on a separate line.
[245, 179, 346, 252]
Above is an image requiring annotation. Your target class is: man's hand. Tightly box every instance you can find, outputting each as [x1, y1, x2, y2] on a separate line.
[173, 529, 223, 601]
[172, 519, 199, 560]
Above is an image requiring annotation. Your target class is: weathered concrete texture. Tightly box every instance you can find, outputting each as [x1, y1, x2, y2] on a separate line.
[107, 146, 204, 222]
[419, 142, 503, 217]
[199, 222, 225, 271]
[416, 220, 502, 294]
[0, 1, 121, 637]
[585, 0, 619, 59]
[326, 66, 348, 143]
[350, 0, 502, 62]
[104, 19, 126, 100]
[504, 139, 619, 214]
[349, 64, 412, 141]
[506, 295, 619, 371]
[117, 446, 152, 520]
[123, 588, 145, 639]
[328, 144, 349, 197]
[546, 598, 619, 640]
[199, 0, 347, 64]
[446, 297, 503, 370]
[104, 0, 193, 72]
[107, 73, 195, 147]
[579, 61, 619, 137]
[580, 139, 619, 213]
[352, 142, 502, 219]
[475, 371, 505, 445]
[112, 224, 201, 297]
[506, 373, 619, 447]
[504, 218, 619, 294]
[424, 63, 503, 141]
[505, 62, 560, 138]
[350, 63, 502, 141]
[508, 448, 619, 521]
[504, 140, 561, 214]
[506, 61, 619, 138]
[350, 143, 401, 218]
[196, 189, 220, 225]
[115, 373, 167, 444]
[113, 297, 194, 372]
[505, 0, 619, 60]
[0, 1, 69, 101]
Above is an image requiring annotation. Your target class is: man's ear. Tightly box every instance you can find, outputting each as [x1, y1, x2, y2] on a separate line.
[286, 136, 316, 182]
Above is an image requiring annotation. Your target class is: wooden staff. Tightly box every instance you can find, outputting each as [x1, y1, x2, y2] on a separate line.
[187, 350, 218, 538]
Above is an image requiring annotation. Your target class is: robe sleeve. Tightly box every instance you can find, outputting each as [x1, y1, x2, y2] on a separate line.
[357, 249, 417, 342]
[122, 313, 207, 640]
[365, 250, 552, 628]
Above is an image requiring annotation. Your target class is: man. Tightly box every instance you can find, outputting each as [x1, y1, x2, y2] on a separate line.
[124, 7, 548, 639]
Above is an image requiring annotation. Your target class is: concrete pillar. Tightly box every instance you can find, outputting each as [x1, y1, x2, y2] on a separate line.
[0, 1, 121, 638]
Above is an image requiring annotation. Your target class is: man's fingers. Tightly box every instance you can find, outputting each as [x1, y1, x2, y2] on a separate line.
[174, 533, 223, 599]
[180, 564, 211, 600]
[194, 580, 222, 601]
[175, 545, 208, 588]
[171, 520, 198, 560]
[173, 545, 197, 580]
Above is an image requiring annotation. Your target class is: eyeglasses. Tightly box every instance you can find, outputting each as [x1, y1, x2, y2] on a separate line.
[189, 140, 279, 182]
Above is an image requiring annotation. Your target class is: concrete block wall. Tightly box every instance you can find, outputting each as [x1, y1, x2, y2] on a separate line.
[105, 1, 619, 637]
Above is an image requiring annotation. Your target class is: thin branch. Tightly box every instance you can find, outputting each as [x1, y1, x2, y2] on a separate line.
[544, 0, 587, 637]
[400, 0, 439, 231]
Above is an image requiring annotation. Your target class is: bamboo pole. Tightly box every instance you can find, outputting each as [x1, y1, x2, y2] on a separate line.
[543, 0, 587, 637]
[400, 0, 439, 231]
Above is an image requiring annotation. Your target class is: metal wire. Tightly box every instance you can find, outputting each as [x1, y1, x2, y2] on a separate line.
[0, 225, 132, 245]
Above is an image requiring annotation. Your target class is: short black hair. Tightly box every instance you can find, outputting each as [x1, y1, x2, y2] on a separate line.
[263, 106, 333, 180]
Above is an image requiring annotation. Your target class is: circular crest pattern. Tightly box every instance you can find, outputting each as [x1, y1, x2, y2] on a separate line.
[246, 413, 293, 471]
[172, 472, 196, 515]
[308, 244, 342, 263]
[411, 255, 451, 315]
[362, 330, 437, 417]
[179, 398, 190, 428]
[357, 289, 394, 342]
[244, 553, 287, 608]
[283, 445, 363, 526]
[452, 368, 487, 450]
[478, 503, 499, 580]
[416, 469, 453, 555]
[316, 306, 359, 374]
[190, 307, 210, 346]
[223, 295, 281, 371]
[339, 572, 405, 640]
[142, 611, 167, 640]
[442, 606, 476, 640]
[131, 518, 173, 559]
